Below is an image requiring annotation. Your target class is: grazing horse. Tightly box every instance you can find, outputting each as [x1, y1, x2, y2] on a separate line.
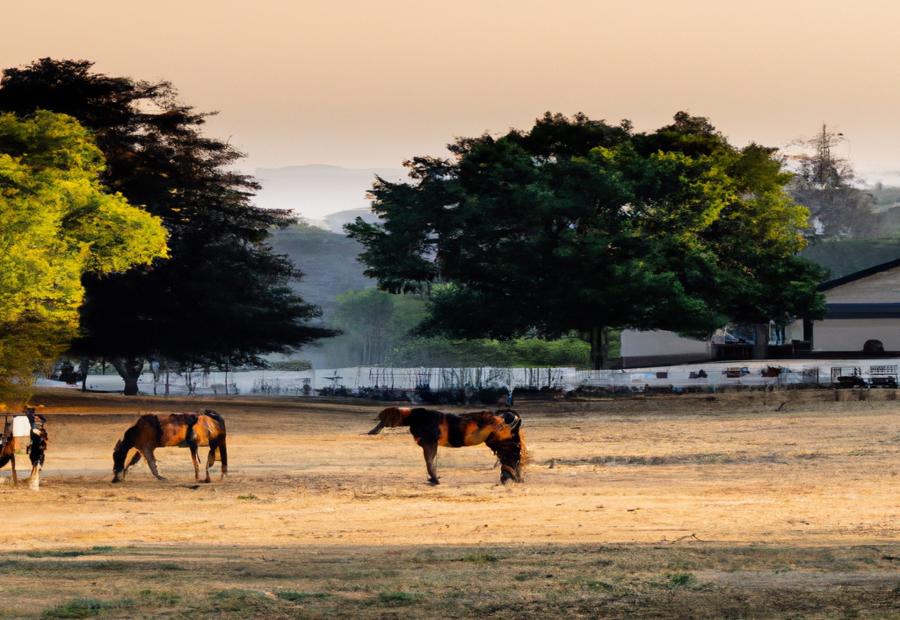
[112, 410, 227, 483]
[368, 407, 526, 484]
[0, 408, 48, 489]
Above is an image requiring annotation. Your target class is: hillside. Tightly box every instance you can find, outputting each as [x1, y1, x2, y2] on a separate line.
[801, 238, 900, 279]
[269, 223, 373, 319]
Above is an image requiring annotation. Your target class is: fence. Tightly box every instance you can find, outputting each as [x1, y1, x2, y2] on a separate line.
[66, 358, 900, 396]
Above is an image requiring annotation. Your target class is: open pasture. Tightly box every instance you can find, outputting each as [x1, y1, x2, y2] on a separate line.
[0, 388, 897, 618]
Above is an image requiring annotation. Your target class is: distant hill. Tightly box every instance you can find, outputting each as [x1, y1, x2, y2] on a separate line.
[324, 208, 381, 234]
[253, 164, 405, 221]
[269, 223, 373, 320]
[801, 238, 900, 280]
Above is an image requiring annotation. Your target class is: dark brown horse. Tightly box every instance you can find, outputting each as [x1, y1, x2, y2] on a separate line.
[112, 410, 227, 483]
[368, 407, 526, 484]
[0, 408, 48, 489]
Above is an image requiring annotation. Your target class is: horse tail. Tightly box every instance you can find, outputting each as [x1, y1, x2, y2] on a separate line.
[203, 409, 226, 431]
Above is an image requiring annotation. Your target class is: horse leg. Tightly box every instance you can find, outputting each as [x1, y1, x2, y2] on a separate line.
[422, 442, 439, 485]
[189, 444, 200, 482]
[27, 464, 40, 490]
[122, 450, 142, 480]
[202, 443, 215, 483]
[10, 454, 17, 487]
[144, 449, 166, 481]
[217, 437, 227, 479]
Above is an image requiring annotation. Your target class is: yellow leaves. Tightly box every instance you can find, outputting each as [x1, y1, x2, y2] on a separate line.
[0, 111, 169, 402]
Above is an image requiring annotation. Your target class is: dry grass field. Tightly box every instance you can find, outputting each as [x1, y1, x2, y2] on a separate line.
[0, 388, 898, 618]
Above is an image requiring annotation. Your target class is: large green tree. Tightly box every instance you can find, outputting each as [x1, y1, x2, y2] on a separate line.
[347, 112, 825, 367]
[0, 111, 167, 403]
[0, 59, 333, 394]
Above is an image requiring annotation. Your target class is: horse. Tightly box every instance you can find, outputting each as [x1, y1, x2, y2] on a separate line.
[368, 406, 526, 484]
[112, 410, 227, 483]
[0, 408, 48, 490]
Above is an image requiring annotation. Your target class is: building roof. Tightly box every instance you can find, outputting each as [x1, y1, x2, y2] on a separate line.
[825, 303, 900, 319]
[819, 257, 900, 292]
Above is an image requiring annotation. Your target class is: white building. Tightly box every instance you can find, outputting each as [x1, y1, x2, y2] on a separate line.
[621, 258, 900, 366]
[620, 329, 712, 367]
[811, 258, 900, 352]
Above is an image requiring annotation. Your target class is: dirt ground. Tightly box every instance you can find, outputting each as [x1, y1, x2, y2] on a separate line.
[0, 388, 898, 618]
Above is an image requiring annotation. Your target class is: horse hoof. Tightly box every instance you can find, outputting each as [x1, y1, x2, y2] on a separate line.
[428, 478, 440, 485]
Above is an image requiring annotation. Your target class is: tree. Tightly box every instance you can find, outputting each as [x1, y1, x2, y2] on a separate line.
[347, 112, 826, 368]
[0, 111, 167, 403]
[788, 124, 879, 237]
[0, 59, 334, 394]
[329, 289, 427, 366]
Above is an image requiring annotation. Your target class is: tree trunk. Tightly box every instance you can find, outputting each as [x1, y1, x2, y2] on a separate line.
[752, 323, 769, 360]
[79, 359, 89, 392]
[111, 358, 144, 396]
[590, 326, 610, 370]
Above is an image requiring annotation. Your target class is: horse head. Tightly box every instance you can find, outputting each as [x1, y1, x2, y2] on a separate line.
[488, 410, 526, 484]
[111, 438, 128, 483]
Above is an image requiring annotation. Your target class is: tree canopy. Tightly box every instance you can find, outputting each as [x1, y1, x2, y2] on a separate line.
[347, 112, 826, 367]
[0, 110, 167, 403]
[0, 58, 334, 393]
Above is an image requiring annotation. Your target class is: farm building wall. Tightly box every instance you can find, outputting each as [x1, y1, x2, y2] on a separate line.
[620, 330, 712, 367]
[812, 318, 900, 351]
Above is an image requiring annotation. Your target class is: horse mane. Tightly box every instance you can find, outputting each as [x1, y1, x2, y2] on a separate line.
[137, 414, 163, 443]
[459, 410, 498, 426]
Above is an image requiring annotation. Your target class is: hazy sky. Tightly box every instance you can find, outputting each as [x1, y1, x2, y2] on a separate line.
[5, 0, 900, 181]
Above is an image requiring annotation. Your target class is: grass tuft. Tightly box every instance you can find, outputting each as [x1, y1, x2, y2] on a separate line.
[460, 552, 501, 563]
[666, 572, 697, 588]
[276, 590, 330, 602]
[41, 597, 133, 619]
[377, 591, 421, 605]
[27, 546, 116, 559]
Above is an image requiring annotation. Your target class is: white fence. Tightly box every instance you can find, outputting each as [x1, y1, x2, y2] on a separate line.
[48, 358, 900, 396]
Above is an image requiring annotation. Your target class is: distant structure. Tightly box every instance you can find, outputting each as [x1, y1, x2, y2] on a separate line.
[620, 258, 900, 367]
[809, 257, 900, 352]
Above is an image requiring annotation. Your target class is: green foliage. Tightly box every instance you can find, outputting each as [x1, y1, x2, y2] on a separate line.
[267, 359, 312, 371]
[0, 111, 166, 404]
[869, 184, 900, 208]
[275, 591, 331, 602]
[268, 222, 373, 318]
[801, 238, 900, 279]
[376, 591, 421, 605]
[329, 288, 428, 366]
[666, 572, 697, 588]
[0, 59, 333, 394]
[40, 597, 134, 619]
[348, 111, 825, 366]
[391, 335, 594, 368]
[329, 288, 593, 367]
[25, 546, 115, 558]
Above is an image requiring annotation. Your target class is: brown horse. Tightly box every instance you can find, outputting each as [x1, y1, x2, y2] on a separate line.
[368, 406, 526, 484]
[112, 410, 227, 483]
[0, 408, 48, 489]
